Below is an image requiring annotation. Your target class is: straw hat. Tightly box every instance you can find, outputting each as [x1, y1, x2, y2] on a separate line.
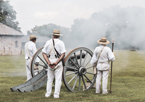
[29, 35, 38, 40]
[51, 30, 63, 36]
[97, 37, 110, 45]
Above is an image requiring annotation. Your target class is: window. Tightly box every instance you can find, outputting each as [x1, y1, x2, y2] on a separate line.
[15, 41, 18, 48]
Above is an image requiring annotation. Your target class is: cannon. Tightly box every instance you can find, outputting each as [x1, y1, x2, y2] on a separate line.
[11, 47, 96, 92]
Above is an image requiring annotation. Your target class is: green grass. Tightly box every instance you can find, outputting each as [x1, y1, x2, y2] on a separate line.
[0, 55, 26, 76]
[0, 50, 145, 102]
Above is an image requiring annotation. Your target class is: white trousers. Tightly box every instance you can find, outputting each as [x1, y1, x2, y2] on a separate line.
[46, 65, 63, 97]
[96, 70, 109, 94]
[26, 59, 32, 81]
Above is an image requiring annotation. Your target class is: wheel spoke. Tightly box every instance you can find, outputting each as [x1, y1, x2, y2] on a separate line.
[74, 53, 80, 67]
[68, 74, 77, 84]
[86, 66, 93, 69]
[69, 58, 79, 69]
[86, 72, 95, 75]
[82, 76, 86, 89]
[37, 55, 47, 67]
[66, 72, 76, 76]
[66, 66, 78, 71]
[38, 64, 47, 68]
[84, 56, 92, 67]
[72, 75, 79, 90]
[80, 50, 82, 66]
[79, 76, 81, 91]
[84, 74, 92, 83]
[82, 52, 88, 67]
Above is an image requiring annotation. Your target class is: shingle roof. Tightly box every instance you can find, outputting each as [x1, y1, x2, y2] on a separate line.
[0, 23, 24, 36]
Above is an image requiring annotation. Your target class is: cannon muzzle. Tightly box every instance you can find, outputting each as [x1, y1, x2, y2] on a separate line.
[70, 53, 85, 59]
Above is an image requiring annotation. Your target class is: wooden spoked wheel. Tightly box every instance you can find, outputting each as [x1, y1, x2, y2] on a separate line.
[63, 47, 96, 92]
[31, 47, 48, 77]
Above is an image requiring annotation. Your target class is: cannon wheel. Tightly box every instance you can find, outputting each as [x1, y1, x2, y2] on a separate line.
[31, 47, 48, 77]
[63, 47, 96, 92]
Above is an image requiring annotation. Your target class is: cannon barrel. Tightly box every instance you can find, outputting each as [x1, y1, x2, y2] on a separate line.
[70, 53, 85, 59]
[67, 53, 86, 72]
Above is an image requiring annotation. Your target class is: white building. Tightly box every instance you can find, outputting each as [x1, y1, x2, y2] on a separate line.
[0, 23, 24, 55]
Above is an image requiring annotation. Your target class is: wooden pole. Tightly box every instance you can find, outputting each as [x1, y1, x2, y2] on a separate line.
[110, 38, 114, 93]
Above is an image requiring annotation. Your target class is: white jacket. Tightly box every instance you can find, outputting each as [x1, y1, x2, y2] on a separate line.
[25, 41, 39, 62]
[42, 39, 66, 70]
[91, 45, 115, 70]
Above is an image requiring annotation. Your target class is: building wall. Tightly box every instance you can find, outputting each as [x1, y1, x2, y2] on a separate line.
[0, 36, 22, 55]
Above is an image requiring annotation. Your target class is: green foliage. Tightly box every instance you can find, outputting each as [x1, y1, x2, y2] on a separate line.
[0, 0, 21, 31]
[0, 50, 145, 102]
[27, 23, 70, 38]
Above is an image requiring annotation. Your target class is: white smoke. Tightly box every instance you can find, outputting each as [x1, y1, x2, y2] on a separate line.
[66, 6, 145, 50]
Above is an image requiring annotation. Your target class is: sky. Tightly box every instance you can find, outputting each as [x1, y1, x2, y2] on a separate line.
[10, 0, 145, 34]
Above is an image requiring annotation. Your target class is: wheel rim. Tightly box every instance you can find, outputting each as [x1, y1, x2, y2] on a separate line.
[63, 47, 96, 92]
[31, 47, 48, 77]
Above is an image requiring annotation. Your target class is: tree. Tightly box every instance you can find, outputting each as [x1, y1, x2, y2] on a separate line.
[0, 0, 21, 31]
[27, 23, 70, 39]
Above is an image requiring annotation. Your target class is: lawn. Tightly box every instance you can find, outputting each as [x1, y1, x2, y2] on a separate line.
[0, 50, 145, 102]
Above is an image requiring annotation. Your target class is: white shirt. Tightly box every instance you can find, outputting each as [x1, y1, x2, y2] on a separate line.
[25, 41, 39, 62]
[42, 38, 66, 60]
[42, 39, 66, 56]
[91, 45, 115, 70]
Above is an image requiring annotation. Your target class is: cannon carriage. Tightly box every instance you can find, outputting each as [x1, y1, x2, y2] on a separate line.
[11, 47, 96, 92]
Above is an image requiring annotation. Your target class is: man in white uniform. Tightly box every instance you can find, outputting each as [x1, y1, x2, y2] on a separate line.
[91, 37, 115, 94]
[42, 30, 66, 98]
[25, 35, 39, 81]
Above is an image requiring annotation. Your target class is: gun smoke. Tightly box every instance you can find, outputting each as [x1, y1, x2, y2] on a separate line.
[64, 6, 145, 50]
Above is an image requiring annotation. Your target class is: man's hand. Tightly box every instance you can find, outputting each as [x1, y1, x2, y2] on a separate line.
[49, 62, 57, 69]
[48, 63, 53, 68]
[113, 52, 115, 56]
[48, 63, 56, 69]
[52, 62, 57, 66]
[51, 62, 58, 68]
